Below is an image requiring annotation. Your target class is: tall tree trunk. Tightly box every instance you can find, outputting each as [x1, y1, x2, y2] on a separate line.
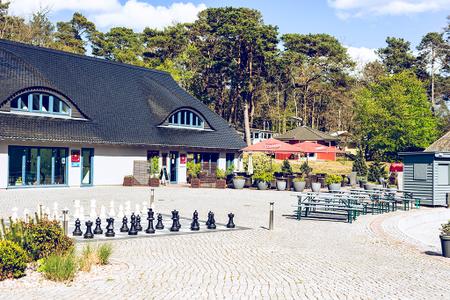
[244, 101, 251, 146]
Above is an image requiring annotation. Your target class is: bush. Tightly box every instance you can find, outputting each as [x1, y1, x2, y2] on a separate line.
[39, 252, 77, 282]
[97, 244, 113, 265]
[253, 171, 275, 183]
[79, 245, 97, 272]
[0, 240, 28, 280]
[281, 159, 292, 174]
[148, 156, 160, 178]
[368, 153, 387, 183]
[187, 161, 202, 178]
[216, 168, 226, 180]
[441, 220, 450, 236]
[299, 162, 312, 176]
[325, 174, 342, 185]
[226, 164, 235, 175]
[352, 150, 368, 177]
[293, 177, 305, 182]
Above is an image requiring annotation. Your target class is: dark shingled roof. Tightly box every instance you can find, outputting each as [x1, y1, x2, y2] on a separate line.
[0, 39, 246, 150]
[275, 126, 339, 142]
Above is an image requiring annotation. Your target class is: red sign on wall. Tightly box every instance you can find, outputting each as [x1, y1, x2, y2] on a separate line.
[180, 154, 187, 165]
[71, 150, 80, 167]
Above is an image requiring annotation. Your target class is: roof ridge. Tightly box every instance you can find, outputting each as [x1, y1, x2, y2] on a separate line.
[0, 38, 171, 76]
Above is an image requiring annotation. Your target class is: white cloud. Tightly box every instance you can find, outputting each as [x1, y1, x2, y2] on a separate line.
[8, 0, 206, 31]
[345, 45, 378, 72]
[328, 0, 450, 18]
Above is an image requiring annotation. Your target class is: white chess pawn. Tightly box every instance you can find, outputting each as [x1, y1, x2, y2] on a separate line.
[52, 202, 59, 220]
[118, 204, 124, 218]
[79, 206, 85, 222]
[100, 205, 106, 219]
[125, 201, 131, 216]
[135, 204, 141, 215]
[108, 200, 116, 218]
[11, 207, 18, 221]
[142, 201, 148, 212]
[89, 204, 97, 220]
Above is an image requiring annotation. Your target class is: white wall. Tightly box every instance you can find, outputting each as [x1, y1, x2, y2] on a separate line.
[178, 151, 187, 184]
[92, 146, 147, 186]
[0, 142, 8, 189]
[218, 152, 226, 171]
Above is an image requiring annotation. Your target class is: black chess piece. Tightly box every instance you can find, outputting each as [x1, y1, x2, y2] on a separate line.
[128, 213, 138, 235]
[105, 218, 115, 237]
[136, 215, 143, 231]
[190, 210, 200, 231]
[207, 212, 216, 230]
[175, 210, 181, 230]
[94, 217, 103, 234]
[170, 210, 179, 232]
[73, 218, 82, 236]
[84, 220, 94, 239]
[226, 213, 235, 228]
[120, 216, 129, 232]
[155, 214, 164, 230]
[206, 211, 212, 227]
[145, 208, 155, 234]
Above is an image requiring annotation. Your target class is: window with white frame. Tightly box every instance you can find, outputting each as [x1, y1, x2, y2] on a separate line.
[10, 92, 71, 116]
[167, 109, 204, 129]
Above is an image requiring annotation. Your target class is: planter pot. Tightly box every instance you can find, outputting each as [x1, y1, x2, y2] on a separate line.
[149, 177, 160, 187]
[311, 182, 321, 193]
[440, 235, 450, 258]
[328, 183, 341, 191]
[191, 178, 201, 188]
[364, 183, 375, 190]
[293, 181, 306, 192]
[123, 176, 135, 187]
[257, 181, 268, 190]
[233, 178, 245, 189]
[216, 179, 226, 189]
[276, 180, 287, 191]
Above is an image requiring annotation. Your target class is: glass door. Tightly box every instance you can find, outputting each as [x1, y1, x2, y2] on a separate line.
[169, 151, 178, 183]
[81, 148, 94, 186]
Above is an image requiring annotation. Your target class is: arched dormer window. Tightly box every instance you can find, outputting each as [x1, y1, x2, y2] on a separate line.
[10, 92, 71, 116]
[167, 109, 204, 129]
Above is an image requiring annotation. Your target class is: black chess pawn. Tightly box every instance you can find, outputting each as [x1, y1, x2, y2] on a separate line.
[128, 213, 138, 235]
[207, 212, 216, 230]
[136, 215, 143, 231]
[94, 217, 103, 234]
[105, 218, 115, 237]
[73, 218, 82, 236]
[190, 210, 200, 231]
[120, 216, 129, 232]
[206, 211, 212, 227]
[175, 210, 181, 230]
[226, 213, 235, 228]
[145, 208, 155, 234]
[155, 214, 164, 230]
[84, 220, 94, 239]
[170, 210, 179, 232]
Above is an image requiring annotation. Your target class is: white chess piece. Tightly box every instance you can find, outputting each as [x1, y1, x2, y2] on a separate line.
[125, 201, 131, 216]
[11, 207, 18, 221]
[73, 200, 80, 219]
[108, 200, 116, 218]
[135, 204, 141, 215]
[118, 204, 124, 218]
[89, 199, 97, 218]
[52, 202, 59, 220]
[23, 208, 30, 221]
[45, 207, 51, 218]
[142, 201, 147, 211]
[79, 206, 85, 222]
[100, 205, 106, 220]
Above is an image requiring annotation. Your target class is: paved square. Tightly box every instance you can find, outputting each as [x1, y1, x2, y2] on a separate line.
[0, 186, 449, 299]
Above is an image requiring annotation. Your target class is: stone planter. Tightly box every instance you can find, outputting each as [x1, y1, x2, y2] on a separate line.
[123, 176, 137, 186]
[216, 179, 226, 189]
[149, 177, 160, 187]
[276, 180, 287, 191]
[257, 181, 268, 190]
[328, 183, 341, 191]
[311, 182, 321, 193]
[293, 181, 306, 192]
[233, 178, 245, 189]
[191, 178, 200, 188]
[440, 235, 450, 258]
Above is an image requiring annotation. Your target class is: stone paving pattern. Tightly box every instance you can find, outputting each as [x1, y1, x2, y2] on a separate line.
[0, 186, 449, 299]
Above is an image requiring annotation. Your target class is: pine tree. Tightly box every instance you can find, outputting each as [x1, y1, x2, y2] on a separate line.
[368, 153, 387, 183]
[352, 150, 368, 177]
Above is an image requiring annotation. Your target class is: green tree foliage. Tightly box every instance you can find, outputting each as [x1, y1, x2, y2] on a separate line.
[54, 12, 97, 54]
[377, 37, 416, 74]
[281, 159, 292, 174]
[367, 153, 387, 183]
[355, 71, 439, 157]
[352, 150, 368, 177]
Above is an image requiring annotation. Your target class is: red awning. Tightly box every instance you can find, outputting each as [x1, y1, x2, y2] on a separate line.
[295, 141, 341, 153]
[242, 138, 302, 153]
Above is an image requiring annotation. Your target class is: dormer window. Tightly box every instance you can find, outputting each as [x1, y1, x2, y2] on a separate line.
[10, 92, 71, 116]
[168, 109, 204, 129]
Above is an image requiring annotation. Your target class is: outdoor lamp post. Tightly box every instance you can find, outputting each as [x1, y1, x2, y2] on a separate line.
[269, 202, 274, 230]
[62, 209, 69, 236]
[150, 188, 155, 210]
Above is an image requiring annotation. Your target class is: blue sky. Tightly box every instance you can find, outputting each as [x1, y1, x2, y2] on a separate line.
[9, 1, 450, 65]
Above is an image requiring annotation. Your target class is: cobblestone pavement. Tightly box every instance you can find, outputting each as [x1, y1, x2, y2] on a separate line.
[0, 186, 449, 299]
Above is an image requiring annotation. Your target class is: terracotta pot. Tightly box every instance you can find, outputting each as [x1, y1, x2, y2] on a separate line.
[216, 179, 226, 189]
[149, 177, 160, 187]
[191, 178, 201, 188]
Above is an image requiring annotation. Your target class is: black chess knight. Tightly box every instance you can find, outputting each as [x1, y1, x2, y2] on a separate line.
[207, 212, 216, 230]
[105, 218, 115, 237]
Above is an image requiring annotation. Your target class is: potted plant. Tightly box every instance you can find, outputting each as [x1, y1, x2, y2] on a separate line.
[215, 168, 226, 189]
[232, 176, 245, 189]
[148, 156, 160, 187]
[440, 220, 450, 258]
[326, 174, 342, 191]
[187, 161, 201, 188]
[253, 171, 274, 190]
[277, 159, 292, 191]
[293, 177, 306, 192]
[123, 175, 135, 186]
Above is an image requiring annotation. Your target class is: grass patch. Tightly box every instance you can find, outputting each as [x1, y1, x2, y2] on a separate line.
[79, 245, 97, 272]
[39, 252, 77, 282]
[97, 244, 112, 265]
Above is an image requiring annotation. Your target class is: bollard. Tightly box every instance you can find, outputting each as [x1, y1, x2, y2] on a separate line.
[150, 188, 155, 210]
[39, 204, 43, 220]
[62, 209, 69, 236]
[269, 202, 274, 230]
